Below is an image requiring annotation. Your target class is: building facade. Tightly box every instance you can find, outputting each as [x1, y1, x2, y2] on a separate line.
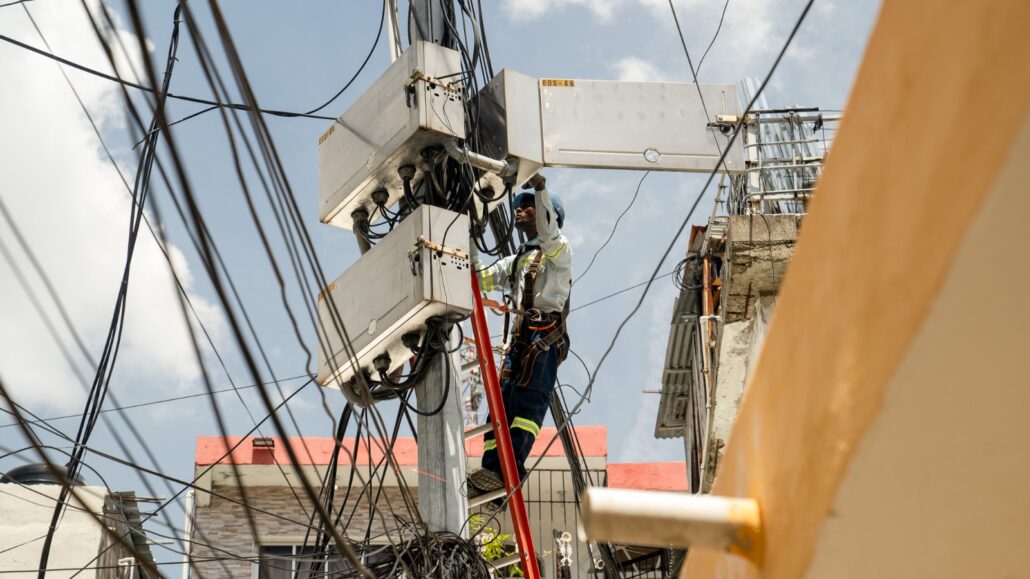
[187, 426, 686, 578]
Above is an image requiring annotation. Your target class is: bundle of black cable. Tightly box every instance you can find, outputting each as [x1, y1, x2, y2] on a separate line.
[347, 313, 467, 415]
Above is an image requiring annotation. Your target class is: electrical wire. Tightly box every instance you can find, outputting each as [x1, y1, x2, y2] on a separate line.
[0, 32, 335, 120]
[0, 374, 311, 431]
[579, 0, 818, 425]
[573, 171, 650, 286]
[303, 0, 386, 115]
[0, 379, 163, 579]
[695, 0, 731, 77]
[468, 0, 819, 546]
[34, 6, 185, 573]
[569, 271, 677, 313]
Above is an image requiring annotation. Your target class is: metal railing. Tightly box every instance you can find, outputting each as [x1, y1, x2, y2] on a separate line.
[725, 80, 840, 215]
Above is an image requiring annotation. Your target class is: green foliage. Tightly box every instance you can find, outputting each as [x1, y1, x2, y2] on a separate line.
[470, 514, 524, 577]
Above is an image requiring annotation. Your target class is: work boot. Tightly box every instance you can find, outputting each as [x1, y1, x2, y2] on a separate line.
[466, 468, 504, 498]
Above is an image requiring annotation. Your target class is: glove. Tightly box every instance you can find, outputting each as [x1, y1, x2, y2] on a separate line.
[522, 173, 547, 191]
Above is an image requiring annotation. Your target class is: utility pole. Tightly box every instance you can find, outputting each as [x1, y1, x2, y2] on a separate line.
[406, 0, 468, 536]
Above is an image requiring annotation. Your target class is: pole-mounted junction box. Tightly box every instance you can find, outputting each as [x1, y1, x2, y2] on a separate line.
[474, 70, 745, 178]
[315, 205, 473, 400]
[318, 41, 466, 231]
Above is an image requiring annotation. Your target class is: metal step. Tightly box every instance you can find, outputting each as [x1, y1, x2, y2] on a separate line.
[464, 423, 493, 439]
[487, 553, 523, 570]
[468, 488, 506, 509]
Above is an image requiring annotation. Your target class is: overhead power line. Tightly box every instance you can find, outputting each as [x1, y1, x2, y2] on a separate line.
[573, 171, 650, 286]
[580, 0, 818, 409]
[0, 374, 312, 430]
[0, 32, 335, 120]
[697, 0, 731, 76]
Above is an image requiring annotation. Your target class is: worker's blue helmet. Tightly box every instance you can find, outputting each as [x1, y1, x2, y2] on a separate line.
[513, 190, 565, 229]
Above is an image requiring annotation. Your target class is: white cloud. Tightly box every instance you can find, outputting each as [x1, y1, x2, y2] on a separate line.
[0, 2, 224, 412]
[611, 57, 666, 82]
[502, 0, 625, 22]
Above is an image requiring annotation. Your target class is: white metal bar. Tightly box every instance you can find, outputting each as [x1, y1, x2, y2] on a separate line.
[468, 488, 507, 508]
[443, 140, 513, 176]
[487, 553, 523, 570]
[385, 0, 401, 62]
[581, 488, 761, 553]
[464, 423, 493, 439]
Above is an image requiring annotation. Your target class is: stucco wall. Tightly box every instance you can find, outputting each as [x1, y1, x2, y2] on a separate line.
[0, 484, 106, 578]
[681, 0, 1030, 576]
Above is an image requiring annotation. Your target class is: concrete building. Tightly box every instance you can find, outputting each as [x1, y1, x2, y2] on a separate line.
[187, 427, 687, 578]
[0, 468, 156, 578]
[656, 213, 803, 493]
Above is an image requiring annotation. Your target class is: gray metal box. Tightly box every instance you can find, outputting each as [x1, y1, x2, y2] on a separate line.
[475, 72, 744, 175]
[539, 79, 743, 172]
[318, 41, 465, 231]
[475, 69, 544, 183]
[316, 205, 472, 392]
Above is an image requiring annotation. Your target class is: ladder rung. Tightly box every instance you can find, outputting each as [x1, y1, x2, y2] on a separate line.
[461, 359, 480, 372]
[488, 553, 523, 569]
[468, 488, 506, 508]
[464, 423, 493, 439]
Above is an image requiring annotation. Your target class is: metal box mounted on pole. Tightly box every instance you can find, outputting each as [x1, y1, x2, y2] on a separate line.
[474, 70, 745, 184]
[317, 41, 466, 231]
[315, 205, 472, 404]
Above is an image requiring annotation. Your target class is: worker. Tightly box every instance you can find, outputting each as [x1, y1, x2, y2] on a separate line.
[467, 173, 572, 500]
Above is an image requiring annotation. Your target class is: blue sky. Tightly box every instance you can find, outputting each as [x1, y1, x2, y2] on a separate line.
[0, 0, 879, 568]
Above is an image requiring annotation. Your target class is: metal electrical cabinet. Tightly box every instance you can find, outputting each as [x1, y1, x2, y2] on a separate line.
[318, 41, 465, 231]
[475, 71, 744, 174]
[315, 205, 473, 393]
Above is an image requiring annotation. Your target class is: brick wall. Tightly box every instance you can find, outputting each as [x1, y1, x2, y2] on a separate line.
[190, 484, 419, 578]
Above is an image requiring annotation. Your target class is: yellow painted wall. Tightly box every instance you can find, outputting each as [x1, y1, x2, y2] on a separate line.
[682, 0, 1030, 577]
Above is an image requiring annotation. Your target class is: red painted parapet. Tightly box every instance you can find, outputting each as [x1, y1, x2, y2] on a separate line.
[469, 273, 541, 579]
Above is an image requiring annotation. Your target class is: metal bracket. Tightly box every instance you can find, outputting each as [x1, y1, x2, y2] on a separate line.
[407, 68, 461, 93]
[409, 235, 468, 260]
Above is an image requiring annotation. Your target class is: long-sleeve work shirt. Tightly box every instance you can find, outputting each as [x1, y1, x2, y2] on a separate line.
[474, 188, 572, 314]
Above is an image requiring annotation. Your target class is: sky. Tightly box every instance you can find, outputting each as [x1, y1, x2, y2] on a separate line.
[0, 0, 880, 569]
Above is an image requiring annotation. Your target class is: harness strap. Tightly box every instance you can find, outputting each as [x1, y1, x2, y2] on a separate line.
[502, 244, 538, 345]
[512, 251, 546, 340]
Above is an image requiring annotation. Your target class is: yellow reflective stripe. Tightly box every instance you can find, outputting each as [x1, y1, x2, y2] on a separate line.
[512, 417, 540, 437]
[483, 439, 497, 451]
[543, 242, 566, 261]
[517, 253, 534, 270]
[480, 270, 495, 292]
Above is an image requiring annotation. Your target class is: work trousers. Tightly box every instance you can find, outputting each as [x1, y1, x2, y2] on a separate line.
[482, 329, 567, 480]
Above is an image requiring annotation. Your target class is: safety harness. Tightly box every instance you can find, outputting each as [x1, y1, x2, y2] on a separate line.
[501, 245, 570, 387]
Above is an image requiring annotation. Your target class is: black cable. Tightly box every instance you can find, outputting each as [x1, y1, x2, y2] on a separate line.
[35, 6, 185, 574]
[581, 0, 817, 418]
[303, 0, 385, 115]
[0, 374, 310, 430]
[0, 380, 163, 579]
[569, 271, 677, 313]
[696, 0, 731, 77]
[60, 379, 320, 576]
[470, 1, 818, 540]
[573, 171, 650, 286]
[157, 2, 399, 572]
[0, 33, 335, 120]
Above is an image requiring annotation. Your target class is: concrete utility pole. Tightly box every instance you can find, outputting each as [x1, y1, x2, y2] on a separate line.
[416, 328, 468, 534]
[408, 0, 458, 49]
[407, 0, 468, 536]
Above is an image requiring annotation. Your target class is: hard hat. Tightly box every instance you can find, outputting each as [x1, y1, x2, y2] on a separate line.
[513, 190, 565, 229]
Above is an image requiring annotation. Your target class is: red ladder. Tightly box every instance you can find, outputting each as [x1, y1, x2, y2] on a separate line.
[469, 274, 541, 579]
